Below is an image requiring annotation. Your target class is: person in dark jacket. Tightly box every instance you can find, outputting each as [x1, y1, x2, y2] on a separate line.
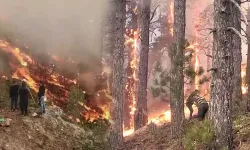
[9, 80, 19, 111]
[18, 80, 29, 116]
[38, 82, 46, 113]
[186, 90, 209, 121]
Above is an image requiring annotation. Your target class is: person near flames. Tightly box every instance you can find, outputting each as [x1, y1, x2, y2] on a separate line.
[38, 82, 46, 113]
[186, 90, 209, 121]
[9, 79, 19, 112]
[18, 80, 30, 116]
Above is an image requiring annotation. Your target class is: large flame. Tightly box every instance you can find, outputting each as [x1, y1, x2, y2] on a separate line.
[0, 40, 111, 123]
[124, 29, 138, 134]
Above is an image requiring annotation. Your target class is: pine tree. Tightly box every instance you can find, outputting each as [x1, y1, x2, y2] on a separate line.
[134, 0, 151, 130]
[209, 0, 235, 148]
[246, 8, 250, 111]
[232, 0, 242, 113]
[169, 0, 186, 143]
[109, 0, 126, 149]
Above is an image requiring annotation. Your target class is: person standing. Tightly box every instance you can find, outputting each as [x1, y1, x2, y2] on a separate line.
[9, 80, 19, 112]
[18, 80, 29, 116]
[38, 82, 46, 113]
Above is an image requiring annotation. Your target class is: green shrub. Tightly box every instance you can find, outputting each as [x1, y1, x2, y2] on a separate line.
[81, 119, 110, 150]
[66, 86, 85, 118]
[183, 120, 215, 150]
[233, 115, 250, 140]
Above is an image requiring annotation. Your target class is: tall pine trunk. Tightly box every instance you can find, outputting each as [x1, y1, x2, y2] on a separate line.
[134, 0, 151, 130]
[210, 0, 234, 149]
[246, 8, 250, 111]
[169, 0, 185, 141]
[109, 0, 126, 149]
[232, 0, 242, 113]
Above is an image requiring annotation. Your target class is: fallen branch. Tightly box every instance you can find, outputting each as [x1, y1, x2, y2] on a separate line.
[229, 0, 248, 26]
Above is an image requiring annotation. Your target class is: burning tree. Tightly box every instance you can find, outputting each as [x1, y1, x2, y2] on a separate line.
[123, 0, 138, 132]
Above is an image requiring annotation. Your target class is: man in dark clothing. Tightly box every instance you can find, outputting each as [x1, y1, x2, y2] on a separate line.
[38, 82, 46, 113]
[186, 90, 209, 121]
[18, 80, 29, 116]
[9, 80, 19, 111]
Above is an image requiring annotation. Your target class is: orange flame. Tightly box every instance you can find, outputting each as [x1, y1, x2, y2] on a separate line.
[123, 29, 138, 135]
[241, 64, 247, 94]
[168, 2, 174, 36]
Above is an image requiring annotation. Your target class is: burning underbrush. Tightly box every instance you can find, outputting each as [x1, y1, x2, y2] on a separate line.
[0, 39, 111, 124]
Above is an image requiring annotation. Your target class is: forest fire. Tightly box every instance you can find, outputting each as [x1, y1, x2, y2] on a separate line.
[124, 29, 138, 135]
[168, 1, 174, 36]
[0, 40, 111, 123]
[241, 64, 247, 95]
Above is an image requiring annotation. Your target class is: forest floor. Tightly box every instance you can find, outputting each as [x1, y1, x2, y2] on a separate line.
[0, 107, 88, 150]
[123, 114, 250, 150]
[1, 78, 250, 150]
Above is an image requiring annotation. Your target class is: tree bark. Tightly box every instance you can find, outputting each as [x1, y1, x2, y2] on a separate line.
[134, 0, 151, 130]
[246, 8, 250, 111]
[169, 0, 185, 142]
[209, 0, 234, 149]
[232, 0, 242, 113]
[109, 0, 126, 149]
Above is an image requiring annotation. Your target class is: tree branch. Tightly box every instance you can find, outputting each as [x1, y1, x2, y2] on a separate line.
[198, 28, 216, 32]
[241, 27, 250, 39]
[150, 5, 160, 22]
[201, 49, 212, 58]
[150, 30, 157, 36]
[229, 0, 248, 26]
[207, 68, 218, 72]
[227, 27, 248, 43]
[241, 0, 250, 3]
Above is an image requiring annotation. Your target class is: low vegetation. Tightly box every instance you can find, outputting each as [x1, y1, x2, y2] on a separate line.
[183, 120, 215, 150]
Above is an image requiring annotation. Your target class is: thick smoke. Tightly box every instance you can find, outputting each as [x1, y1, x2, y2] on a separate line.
[0, 0, 109, 64]
[0, 0, 110, 92]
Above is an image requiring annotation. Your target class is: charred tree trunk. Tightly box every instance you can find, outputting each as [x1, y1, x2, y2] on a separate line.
[134, 0, 151, 130]
[209, 0, 234, 149]
[109, 0, 126, 149]
[246, 8, 250, 111]
[232, 0, 242, 113]
[169, 0, 185, 142]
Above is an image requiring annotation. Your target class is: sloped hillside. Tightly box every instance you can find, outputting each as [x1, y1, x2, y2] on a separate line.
[123, 114, 250, 150]
[0, 107, 88, 150]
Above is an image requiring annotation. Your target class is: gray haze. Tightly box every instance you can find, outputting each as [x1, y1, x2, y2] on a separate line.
[0, 0, 109, 62]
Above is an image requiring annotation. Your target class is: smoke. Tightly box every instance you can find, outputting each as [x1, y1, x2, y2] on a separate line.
[0, 0, 110, 91]
[0, 0, 109, 65]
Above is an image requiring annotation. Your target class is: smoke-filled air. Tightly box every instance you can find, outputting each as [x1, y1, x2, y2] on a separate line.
[0, 0, 250, 149]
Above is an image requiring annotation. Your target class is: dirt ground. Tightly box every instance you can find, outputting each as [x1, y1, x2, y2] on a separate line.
[0, 107, 87, 150]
